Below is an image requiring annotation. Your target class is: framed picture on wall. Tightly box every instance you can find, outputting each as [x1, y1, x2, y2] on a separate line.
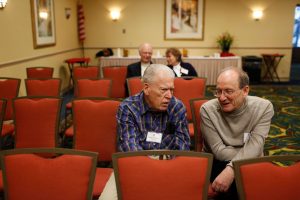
[165, 0, 204, 40]
[30, 0, 56, 48]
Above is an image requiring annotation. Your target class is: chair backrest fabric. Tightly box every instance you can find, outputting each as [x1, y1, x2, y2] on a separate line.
[173, 77, 206, 121]
[13, 97, 61, 148]
[126, 77, 143, 96]
[73, 66, 100, 80]
[73, 98, 121, 162]
[190, 98, 208, 151]
[76, 79, 112, 98]
[26, 67, 54, 79]
[233, 155, 300, 200]
[25, 78, 61, 97]
[0, 98, 7, 136]
[0, 148, 97, 200]
[0, 78, 21, 120]
[113, 150, 213, 200]
[102, 66, 127, 98]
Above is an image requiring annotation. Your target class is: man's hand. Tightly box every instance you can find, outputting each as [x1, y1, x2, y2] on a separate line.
[212, 166, 234, 193]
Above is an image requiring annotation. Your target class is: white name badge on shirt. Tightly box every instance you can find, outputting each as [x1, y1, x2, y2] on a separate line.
[146, 132, 162, 144]
[180, 68, 189, 75]
[243, 132, 251, 143]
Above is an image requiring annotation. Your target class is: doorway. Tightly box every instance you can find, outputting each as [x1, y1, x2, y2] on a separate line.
[290, 4, 300, 83]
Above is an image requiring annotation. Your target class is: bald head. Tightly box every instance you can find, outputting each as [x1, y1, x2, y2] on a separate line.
[139, 43, 153, 63]
[218, 67, 249, 89]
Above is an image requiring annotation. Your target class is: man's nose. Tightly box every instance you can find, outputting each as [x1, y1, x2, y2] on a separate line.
[165, 90, 172, 99]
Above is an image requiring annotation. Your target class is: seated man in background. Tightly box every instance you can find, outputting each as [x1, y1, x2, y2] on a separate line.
[166, 47, 198, 77]
[118, 63, 190, 151]
[126, 43, 153, 78]
[200, 67, 274, 199]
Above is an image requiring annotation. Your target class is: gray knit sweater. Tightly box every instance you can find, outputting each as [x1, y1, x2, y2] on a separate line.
[200, 96, 274, 163]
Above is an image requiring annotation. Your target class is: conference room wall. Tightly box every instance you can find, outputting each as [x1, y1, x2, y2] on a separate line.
[0, 0, 82, 94]
[83, 0, 296, 81]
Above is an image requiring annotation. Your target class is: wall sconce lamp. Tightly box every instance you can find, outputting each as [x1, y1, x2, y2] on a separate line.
[110, 10, 121, 21]
[65, 8, 71, 19]
[252, 10, 263, 21]
[0, 0, 8, 8]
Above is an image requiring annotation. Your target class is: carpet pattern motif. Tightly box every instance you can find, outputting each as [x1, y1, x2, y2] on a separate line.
[206, 85, 300, 156]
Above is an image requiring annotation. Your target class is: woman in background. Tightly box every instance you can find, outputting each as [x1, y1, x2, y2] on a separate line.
[165, 48, 198, 77]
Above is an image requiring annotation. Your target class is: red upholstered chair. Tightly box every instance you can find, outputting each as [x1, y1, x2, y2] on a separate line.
[65, 66, 101, 128]
[72, 98, 121, 198]
[26, 67, 54, 79]
[64, 79, 112, 138]
[0, 78, 21, 139]
[25, 78, 61, 97]
[190, 98, 208, 151]
[0, 99, 7, 148]
[113, 150, 213, 200]
[13, 97, 61, 148]
[233, 155, 300, 200]
[102, 66, 127, 98]
[126, 77, 143, 96]
[0, 148, 97, 200]
[173, 77, 206, 139]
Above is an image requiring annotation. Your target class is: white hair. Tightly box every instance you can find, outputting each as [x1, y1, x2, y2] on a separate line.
[142, 64, 175, 83]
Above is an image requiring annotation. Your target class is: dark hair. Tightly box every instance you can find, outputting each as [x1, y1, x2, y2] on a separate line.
[165, 48, 182, 62]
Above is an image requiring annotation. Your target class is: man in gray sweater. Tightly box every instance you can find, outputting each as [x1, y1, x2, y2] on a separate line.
[200, 67, 274, 199]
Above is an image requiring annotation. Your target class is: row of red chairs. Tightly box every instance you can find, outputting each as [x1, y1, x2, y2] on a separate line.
[0, 148, 298, 200]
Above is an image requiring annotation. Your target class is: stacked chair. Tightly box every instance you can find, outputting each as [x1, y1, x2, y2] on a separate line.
[0, 148, 97, 200]
[71, 98, 121, 198]
[0, 78, 21, 148]
[26, 67, 54, 79]
[102, 66, 127, 98]
[173, 77, 206, 150]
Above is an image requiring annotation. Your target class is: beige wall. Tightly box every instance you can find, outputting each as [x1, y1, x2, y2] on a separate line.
[0, 0, 82, 93]
[83, 0, 298, 81]
[0, 0, 298, 91]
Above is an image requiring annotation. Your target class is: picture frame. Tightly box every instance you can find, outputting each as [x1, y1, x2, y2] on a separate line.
[165, 0, 204, 40]
[30, 0, 56, 48]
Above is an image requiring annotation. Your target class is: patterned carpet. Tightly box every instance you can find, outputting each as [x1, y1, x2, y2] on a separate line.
[206, 85, 300, 156]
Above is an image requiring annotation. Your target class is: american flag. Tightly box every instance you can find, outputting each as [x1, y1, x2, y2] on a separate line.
[77, 4, 85, 41]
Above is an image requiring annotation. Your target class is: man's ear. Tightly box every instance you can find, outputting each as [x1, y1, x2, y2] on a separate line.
[243, 85, 250, 96]
[143, 83, 150, 95]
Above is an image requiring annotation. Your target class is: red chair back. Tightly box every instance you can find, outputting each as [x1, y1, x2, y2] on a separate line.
[13, 97, 61, 148]
[0, 98, 7, 138]
[190, 98, 208, 151]
[1, 148, 97, 200]
[73, 98, 121, 162]
[76, 79, 112, 98]
[73, 66, 100, 79]
[102, 66, 127, 98]
[0, 78, 21, 120]
[126, 77, 143, 96]
[25, 78, 61, 97]
[174, 77, 206, 122]
[234, 155, 300, 200]
[26, 67, 54, 79]
[113, 151, 213, 200]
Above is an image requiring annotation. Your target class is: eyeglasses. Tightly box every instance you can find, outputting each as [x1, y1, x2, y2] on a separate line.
[214, 88, 239, 98]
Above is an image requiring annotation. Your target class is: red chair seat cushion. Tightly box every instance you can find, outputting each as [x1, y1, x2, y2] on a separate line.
[93, 168, 113, 197]
[1, 123, 14, 136]
[65, 126, 74, 137]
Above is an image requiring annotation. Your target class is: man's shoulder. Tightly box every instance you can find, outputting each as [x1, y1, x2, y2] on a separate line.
[168, 96, 186, 112]
[127, 62, 141, 68]
[247, 96, 272, 107]
[202, 98, 218, 109]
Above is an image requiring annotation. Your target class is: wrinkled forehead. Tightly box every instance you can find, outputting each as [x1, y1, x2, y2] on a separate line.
[217, 71, 240, 88]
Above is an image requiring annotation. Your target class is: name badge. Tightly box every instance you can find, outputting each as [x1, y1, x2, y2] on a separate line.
[180, 68, 189, 75]
[243, 132, 251, 143]
[146, 132, 162, 143]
